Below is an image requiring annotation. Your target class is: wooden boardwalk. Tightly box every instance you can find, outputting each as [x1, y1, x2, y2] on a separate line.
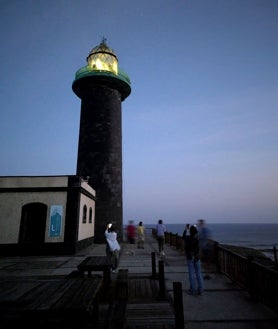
[100, 232, 278, 329]
[0, 231, 278, 328]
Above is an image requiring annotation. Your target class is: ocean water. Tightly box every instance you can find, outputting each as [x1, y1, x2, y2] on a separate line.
[144, 223, 278, 260]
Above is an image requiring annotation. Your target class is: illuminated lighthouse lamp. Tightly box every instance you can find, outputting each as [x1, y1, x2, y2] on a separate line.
[87, 38, 118, 74]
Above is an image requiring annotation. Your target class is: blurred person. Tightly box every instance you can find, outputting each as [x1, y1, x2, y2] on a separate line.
[126, 220, 136, 255]
[137, 221, 145, 249]
[156, 219, 166, 256]
[198, 219, 212, 279]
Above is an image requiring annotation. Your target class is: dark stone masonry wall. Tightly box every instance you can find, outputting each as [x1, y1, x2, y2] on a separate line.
[76, 86, 123, 243]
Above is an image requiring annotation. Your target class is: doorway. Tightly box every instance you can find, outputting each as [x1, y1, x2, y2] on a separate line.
[19, 203, 47, 251]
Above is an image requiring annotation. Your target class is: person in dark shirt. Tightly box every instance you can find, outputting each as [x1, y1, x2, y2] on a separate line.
[185, 225, 204, 295]
[182, 223, 191, 245]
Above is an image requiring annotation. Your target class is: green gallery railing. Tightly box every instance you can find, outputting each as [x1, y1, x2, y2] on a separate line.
[74, 66, 131, 86]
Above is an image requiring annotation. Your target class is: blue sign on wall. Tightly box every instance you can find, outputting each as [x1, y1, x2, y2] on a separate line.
[49, 205, 63, 237]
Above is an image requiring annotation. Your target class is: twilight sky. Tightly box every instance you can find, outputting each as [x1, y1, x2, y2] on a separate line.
[0, 1, 277, 224]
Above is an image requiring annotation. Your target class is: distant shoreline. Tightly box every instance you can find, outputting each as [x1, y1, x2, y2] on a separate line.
[143, 225, 276, 267]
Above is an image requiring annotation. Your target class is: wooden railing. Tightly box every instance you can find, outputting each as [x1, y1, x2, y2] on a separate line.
[153, 230, 278, 313]
[216, 244, 278, 313]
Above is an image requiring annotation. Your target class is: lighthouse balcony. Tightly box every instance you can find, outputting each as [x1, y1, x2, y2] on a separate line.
[74, 65, 131, 87]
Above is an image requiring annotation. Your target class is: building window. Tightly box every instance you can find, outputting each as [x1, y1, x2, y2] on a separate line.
[89, 207, 93, 223]
[82, 205, 87, 223]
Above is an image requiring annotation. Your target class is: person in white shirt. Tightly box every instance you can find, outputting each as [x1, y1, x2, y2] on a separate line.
[105, 223, 121, 272]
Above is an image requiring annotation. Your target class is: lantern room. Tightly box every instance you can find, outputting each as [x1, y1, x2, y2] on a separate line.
[86, 38, 118, 75]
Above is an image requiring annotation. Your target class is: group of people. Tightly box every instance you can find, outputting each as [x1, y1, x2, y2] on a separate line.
[104, 218, 212, 297]
[154, 218, 212, 296]
[125, 220, 146, 255]
[182, 219, 212, 295]
[104, 220, 146, 272]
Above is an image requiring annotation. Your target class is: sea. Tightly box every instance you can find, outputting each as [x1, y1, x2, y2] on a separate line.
[144, 223, 278, 261]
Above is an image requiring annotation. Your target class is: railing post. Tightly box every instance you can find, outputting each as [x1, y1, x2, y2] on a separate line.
[173, 282, 185, 329]
[151, 252, 157, 278]
[171, 233, 174, 246]
[181, 237, 184, 251]
[165, 232, 168, 244]
[214, 241, 221, 273]
[158, 260, 165, 299]
[247, 255, 257, 300]
[273, 246, 278, 270]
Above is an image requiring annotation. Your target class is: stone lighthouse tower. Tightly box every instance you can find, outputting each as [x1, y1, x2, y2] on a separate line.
[72, 39, 131, 243]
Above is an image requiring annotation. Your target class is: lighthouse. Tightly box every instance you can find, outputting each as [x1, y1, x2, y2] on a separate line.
[72, 39, 131, 243]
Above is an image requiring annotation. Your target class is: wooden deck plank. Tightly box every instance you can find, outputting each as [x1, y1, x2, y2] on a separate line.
[128, 278, 165, 302]
[128, 278, 171, 302]
[0, 276, 103, 328]
[0, 281, 40, 301]
[27, 280, 76, 310]
[126, 303, 175, 328]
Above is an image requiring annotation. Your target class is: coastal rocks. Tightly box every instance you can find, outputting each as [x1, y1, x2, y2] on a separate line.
[221, 244, 275, 269]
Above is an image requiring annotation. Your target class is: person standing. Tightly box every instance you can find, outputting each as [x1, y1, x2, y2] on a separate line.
[185, 225, 204, 295]
[105, 223, 121, 273]
[182, 223, 191, 257]
[197, 219, 212, 279]
[197, 219, 211, 259]
[137, 221, 145, 249]
[126, 220, 136, 255]
[182, 223, 191, 246]
[156, 219, 166, 256]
